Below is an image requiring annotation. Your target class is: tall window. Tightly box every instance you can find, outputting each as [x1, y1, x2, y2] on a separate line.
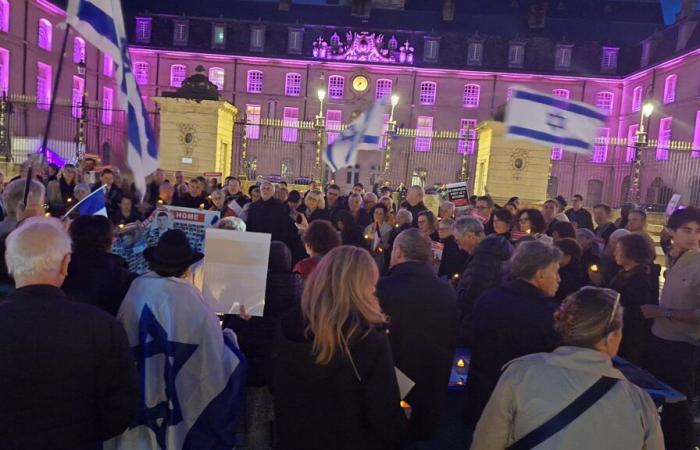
[419, 81, 436, 105]
[212, 24, 226, 48]
[135, 17, 152, 43]
[596, 91, 614, 115]
[38, 19, 52, 51]
[631, 86, 642, 112]
[415, 116, 433, 152]
[209, 67, 224, 91]
[287, 28, 303, 54]
[102, 87, 113, 125]
[0, 0, 9, 33]
[508, 43, 525, 68]
[173, 21, 188, 46]
[247, 70, 263, 93]
[103, 53, 113, 78]
[250, 26, 265, 52]
[134, 62, 149, 85]
[245, 104, 261, 139]
[0, 47, 8, 94]
[36, 62, 52, 109]
[555, 45, 572, 70]
[693, 111, 700, 158]
[601, 47, 619, 70]
[73, 37, 85, 64]
[458, 118, 477, 154]
[551, 147, 563, 160]
[282, 107, 299, 142]
[663, 75, 677, 104]
[592, 127, 610, 163]
[467, 41, 483, 66]
[285, 73, 302, 96]
[423, 38, 439, 63]
[375, 79, 392, 101]
[170, 64, 187, 88]
[463, 84, 480, 108]
[552, 89, 570, 99]
[71, 76, 84, 118]
[328, 75, 344, 99]
[657, 117, 672, 161]
[626, 124, 639, 163]
[326, 110, 342, 144]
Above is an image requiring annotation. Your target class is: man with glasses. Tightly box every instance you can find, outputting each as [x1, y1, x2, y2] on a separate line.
[475, 195, 495, 235]
[324, 184, 346, 221]
[437, 218, 469, 279]
[400, 185, 428, 227]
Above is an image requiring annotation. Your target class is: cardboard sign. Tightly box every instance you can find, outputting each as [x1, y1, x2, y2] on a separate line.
[665, 193, 682, 216]
[446, 182, 469, 207]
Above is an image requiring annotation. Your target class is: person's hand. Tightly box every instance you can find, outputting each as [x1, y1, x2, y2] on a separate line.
[238, 304, 252, 321]
[16, 192, 43, 221]
[296, 213, 309, 232]
[641, 304, 662, 319]
[587, 267, 604, 286]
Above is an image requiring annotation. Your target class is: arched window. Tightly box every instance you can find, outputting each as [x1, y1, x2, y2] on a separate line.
[38, 19, 52, 51]
[134, 61, 149, 85]
[285, 73, 302, 96]
[375, 78, 392, 100]
[209, 67, 224, 91]
[419, 81, 436, 105]
[463, 84, 480, 108]
[552, 88, 570, 99]
[0, 47, 8, 94]
[170, 64, 187, 88]
[631, 86, 642, 112]
[592, 127, 610, 163]
[247, 70, 263, 93]
[73, 37, 85, 64]
[595, 91, 614, 115]
[663, 75, 677, 104]
[0, 0, 10, 33]
[328, 75, 344, 99]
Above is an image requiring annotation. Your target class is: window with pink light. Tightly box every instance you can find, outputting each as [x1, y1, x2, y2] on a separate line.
[657, 117, 672, 160]
[376, 79, 392, 101]
[170, 64, 187, 88]
[326, 109, 342, 144]
[247, 70, 263, 93]
[663, 75, 677, 104]
[596, 91, 614, 115]
[415, 116, 433, 152]
[458, 118, 477, 154]
[102, 87, 113, 125]
[209, 67, 224, 91]
[328, 75, 344, 99]
[36, 62, 51, 109]
[282, 107, 299, 142]
[592, 127, 610, 163]
[550, 147, 563, 160]
[71, 76, 84, 118]
[463, 84, 480, 108]
[626, 124, 639, 162]
[693, 111, 700, 158]
[245, 104, 261, 139]
[103, 53, 113, 78]
[552, 89, 570, 99]
[134, 61, 149, 85]
[38, 19, 52, 51]
[73, 37, 85, 64]
[419, 82, 436, 105]
[631, 86, 642, 112]
[0, 47, 8, 94]
[0, 0, 10, 33]
[284, 73, 301, 96]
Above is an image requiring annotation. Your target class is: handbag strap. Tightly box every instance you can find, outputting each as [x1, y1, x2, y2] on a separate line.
[507, 376, 618, 450]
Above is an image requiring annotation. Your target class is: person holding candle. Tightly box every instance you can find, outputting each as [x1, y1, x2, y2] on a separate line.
[515, 208, 552, 245]
[364, 203, 393, 271]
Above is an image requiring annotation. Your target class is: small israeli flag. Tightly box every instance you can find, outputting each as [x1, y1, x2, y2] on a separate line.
[505, 86, 607, 155]
[62, 185, 107, 218]
[323, 102, 387, 172]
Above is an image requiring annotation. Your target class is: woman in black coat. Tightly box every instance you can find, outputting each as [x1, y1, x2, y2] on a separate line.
[334, 209, 368, 249]
[272, 246, 406, 450]
[554, 238, 588, 303]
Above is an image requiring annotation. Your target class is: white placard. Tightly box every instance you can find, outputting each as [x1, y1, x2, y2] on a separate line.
[201, 228, 271, 316]
[394, 367, 415, 400]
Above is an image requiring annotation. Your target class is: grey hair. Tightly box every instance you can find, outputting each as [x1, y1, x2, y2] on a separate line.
[511, 240, 563, 280]
[452, 216, 485, 237]
[409, 185, 424, 196]
[348, 193, 362, 203]
[218, 216, 247, 231]
[396, 208, 413, 224]
[363, 192, 378, 202]
[5, 216, 71, 278]
[608, 228, 631, 247]
[73, 183, 90, 197]
[576, 228, 595, 241]
[441, 201, 455, 211]
[210, 188, 225, 199]
[3, 178, 45, 216]
[440, 218, 455, 227]
[395, 228, 432, 262]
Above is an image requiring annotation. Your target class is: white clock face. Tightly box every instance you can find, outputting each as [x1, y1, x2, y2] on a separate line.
[352, 75, 368, 92]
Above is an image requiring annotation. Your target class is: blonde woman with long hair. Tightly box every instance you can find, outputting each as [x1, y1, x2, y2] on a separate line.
[272, 245, 407, 450]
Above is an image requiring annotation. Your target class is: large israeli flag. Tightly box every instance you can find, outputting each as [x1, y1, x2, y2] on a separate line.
[323, 101, 387, 172]
[104, 273, 246, 450]
[66, 0, 158, 200]
[505, 86, 607, 155]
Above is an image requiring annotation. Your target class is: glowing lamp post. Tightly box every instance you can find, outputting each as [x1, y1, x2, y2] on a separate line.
[381, 94, 399, 182]
[314, 89, 327, 183]
[630, 102, 654, 205]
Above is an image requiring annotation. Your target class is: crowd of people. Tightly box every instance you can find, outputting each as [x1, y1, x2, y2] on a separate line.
[0, 161, 699, 450]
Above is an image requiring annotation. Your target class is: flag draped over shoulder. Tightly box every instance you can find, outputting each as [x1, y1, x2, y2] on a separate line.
[66, 0, 159, 199]
[505, 86, 607, 155]
[104, 273, 246, 450]
[323, 101, 387, 172]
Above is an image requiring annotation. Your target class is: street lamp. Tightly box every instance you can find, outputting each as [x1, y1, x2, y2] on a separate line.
[76, 58, 88, 163]
[314, 88, 327, 183]
[390, 94, 399, 122]
[381, 94, 400, 181]
[630, 101, 654, 205]
[317, 88, 326, 117]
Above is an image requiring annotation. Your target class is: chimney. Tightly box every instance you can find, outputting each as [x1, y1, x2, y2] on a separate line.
[279, 0, 291, 12]
[442, 0, 455, 21]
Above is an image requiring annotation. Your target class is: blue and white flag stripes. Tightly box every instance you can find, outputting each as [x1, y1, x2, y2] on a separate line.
[105, 274, 246, 450]
[505, 86, 607, 155]
[61, 185, 106, 218]
[66, 0, 159, 200]
[323, 101, 387, 172]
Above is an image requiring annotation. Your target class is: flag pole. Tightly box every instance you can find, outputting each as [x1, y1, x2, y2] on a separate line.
[24, 24, 73, 205]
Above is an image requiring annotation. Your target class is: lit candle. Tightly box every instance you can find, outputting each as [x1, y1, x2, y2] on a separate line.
[526, 228, 532, 235]
[400, 400, 411, 409]
[199, 203, 205, 209]
[456, 359, 465, 368]
[589, 264, 599, 273]
[66, 197, 73, 203]
[118, 223, 125, 229]
[364, 234, 370, 240]
[44, 212, 51, 217]
[157, 199, 164, 205]
[452, 273, 460, 280]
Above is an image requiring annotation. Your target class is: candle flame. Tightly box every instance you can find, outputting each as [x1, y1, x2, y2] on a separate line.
[456, 359, 465, 368]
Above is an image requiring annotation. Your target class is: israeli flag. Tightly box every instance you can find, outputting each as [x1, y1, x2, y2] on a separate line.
[105, 273, 246, 450]
[505, 86, 607, 155]
[61, 185, 107, 218]
[323, 101, 387, 172]
[66, 0, 159, 200]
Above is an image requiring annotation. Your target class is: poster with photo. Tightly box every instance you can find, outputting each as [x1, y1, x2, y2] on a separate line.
[146, 205, 221, 253]
[112, 222, 150, 274]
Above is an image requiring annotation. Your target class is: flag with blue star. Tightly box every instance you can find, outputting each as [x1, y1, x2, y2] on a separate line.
[104, 273, 246, 450]
[505, 86, 607, 155]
